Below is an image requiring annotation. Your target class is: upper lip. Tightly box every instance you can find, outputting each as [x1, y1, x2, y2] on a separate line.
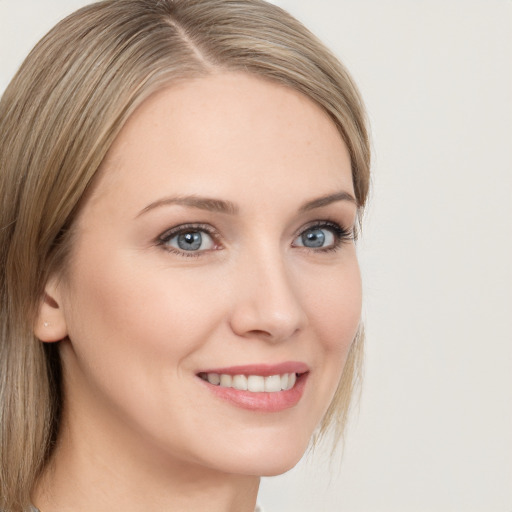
[197, 361, 309, 377]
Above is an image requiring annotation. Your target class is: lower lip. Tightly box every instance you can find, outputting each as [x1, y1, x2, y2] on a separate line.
[199, 373, 308, 412]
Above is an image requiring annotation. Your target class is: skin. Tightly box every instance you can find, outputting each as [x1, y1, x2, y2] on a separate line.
[34, 72, 362, 512]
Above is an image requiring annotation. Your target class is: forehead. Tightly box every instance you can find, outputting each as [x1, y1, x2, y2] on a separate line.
[88, 72, 353, 215]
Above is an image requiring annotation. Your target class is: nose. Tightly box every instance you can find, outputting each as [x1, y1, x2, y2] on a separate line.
[229, 252, 308, 343]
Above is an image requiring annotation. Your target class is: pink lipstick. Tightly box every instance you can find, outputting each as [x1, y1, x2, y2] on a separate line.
[197, 362, 309, 412]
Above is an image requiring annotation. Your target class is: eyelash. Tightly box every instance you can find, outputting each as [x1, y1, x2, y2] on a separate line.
[157, 223, 219, 258]
[294, 220, 354, 253]
[156, 220, 353, 258]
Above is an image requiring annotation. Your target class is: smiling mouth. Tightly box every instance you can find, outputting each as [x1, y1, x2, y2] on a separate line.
[197, 364, 309, 411]
[198, 372, 304, 392]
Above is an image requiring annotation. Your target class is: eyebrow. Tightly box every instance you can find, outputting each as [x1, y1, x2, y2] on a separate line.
[137, 190, 356, 218]
[137, 195, 239, 217]
[298, 191, 357, 212]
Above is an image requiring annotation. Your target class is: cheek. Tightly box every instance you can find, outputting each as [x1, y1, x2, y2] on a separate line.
[284, 253, 362, 438]
[59, 250, 227, 450]
[303, 255, 362, 356]
[61, 247, 224, 395]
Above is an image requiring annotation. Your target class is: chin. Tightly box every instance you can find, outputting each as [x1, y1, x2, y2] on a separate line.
[210, 431, 312, 477]
[253, 448, 308, 476]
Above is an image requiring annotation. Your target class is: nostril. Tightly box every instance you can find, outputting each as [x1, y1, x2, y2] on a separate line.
[248, 329, 274, 338]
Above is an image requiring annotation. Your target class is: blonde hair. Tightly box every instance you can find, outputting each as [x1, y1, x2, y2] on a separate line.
[0, 0, 370, 509]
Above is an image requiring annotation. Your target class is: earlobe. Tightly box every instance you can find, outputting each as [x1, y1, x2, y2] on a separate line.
[34, 279, 68, 343]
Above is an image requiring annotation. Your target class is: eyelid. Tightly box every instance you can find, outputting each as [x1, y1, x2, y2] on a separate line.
[294, 219, 353, 238]
[157, 223, 216, 241]
[292, 219, 354, 250]
[156, 223, 221, 257]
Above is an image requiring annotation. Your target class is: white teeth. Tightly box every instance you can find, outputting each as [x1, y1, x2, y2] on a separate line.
[264, 374, 282, 392]
[207, 373, 220, 385]
[287, 372, 296, 390]
[232, 374, 248, 391]
[203, 372, 299, 392]
[220, 374, 232, 387]
[247, 375, 265, 392]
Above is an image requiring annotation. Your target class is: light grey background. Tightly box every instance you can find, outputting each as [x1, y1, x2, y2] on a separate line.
[1, 1, 511, 511]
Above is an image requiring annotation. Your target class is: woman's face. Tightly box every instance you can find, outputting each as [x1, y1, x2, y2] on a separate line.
[53, 72, 361, 476]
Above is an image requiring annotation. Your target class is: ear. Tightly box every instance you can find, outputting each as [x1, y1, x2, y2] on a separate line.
[34, 276, 68, 343]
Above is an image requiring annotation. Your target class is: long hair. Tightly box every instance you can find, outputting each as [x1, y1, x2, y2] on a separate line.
[0, 1, 370, 509]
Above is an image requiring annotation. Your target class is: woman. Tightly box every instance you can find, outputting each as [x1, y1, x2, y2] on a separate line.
[0, 1, 370, 511]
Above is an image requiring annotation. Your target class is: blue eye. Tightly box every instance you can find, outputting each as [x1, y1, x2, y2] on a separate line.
[160, 226, 216, 254]
[295, 227, 334, 248]
[301, 228, 332, 248]
[293, 222, 351, 251]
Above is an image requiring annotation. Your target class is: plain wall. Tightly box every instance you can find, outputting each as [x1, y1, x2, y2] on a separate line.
[1, 1, 511, 511]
